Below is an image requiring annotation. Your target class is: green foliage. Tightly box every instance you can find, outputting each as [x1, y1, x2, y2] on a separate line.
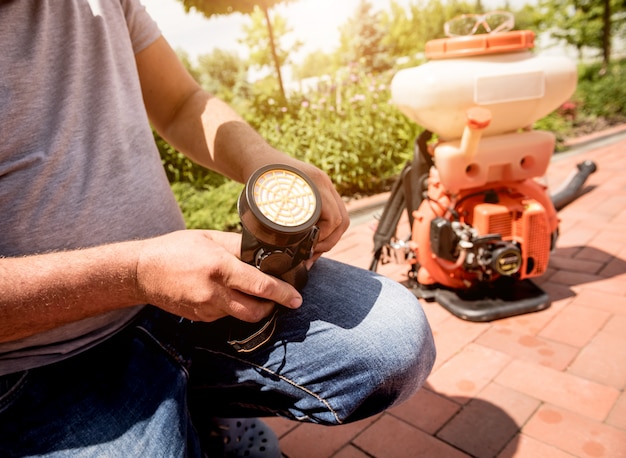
[575, 58, 626, 118]
[156, 130, 244, 231]
[533, 112, 574, 150]
[291, 0, 471, 79]
[292, 50, 337, 80]
[245, 65, 420, 196]
[378, 0, 478, 68]
[338, 0, 395, 73]
[241, 8, 301, 71]
[177, 50, 203, 83]
[530, 0, 625, 63]
[178, 0, 294, 16]
[178, 0, 297, 100]
[535, 58, 626, 149]
[195, 49, 251, 101]
[154, 131, 228, 189]
[171, 181, 243, 230]
[380, 0, 420, 60]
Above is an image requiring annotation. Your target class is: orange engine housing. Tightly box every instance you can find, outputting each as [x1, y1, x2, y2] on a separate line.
[412, 175, 559, 290]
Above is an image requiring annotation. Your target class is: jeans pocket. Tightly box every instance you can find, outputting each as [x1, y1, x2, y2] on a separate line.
[0, 371, 28, 414]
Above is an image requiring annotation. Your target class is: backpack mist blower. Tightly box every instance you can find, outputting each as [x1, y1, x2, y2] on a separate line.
[370, 12, 597, 321]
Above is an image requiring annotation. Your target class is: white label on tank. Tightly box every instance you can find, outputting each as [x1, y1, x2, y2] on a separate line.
[474, 71, 545, 104]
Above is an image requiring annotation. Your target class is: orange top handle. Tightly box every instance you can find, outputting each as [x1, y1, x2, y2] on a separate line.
[425, 30, 535, 59]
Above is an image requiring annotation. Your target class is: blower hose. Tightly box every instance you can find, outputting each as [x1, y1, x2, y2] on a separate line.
[550, 160, 597, 211]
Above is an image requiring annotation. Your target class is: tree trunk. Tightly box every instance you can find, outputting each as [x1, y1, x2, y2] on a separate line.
[262, 6, 286, 102]
[601, 0, 611, 74]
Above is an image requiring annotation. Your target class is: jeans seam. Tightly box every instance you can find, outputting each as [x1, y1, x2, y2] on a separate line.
[135, 325, 190, 379]
[194, 346, 343, 425]
[0, 371, 29, 414]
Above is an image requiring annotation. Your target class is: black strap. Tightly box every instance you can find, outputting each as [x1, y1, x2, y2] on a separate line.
[370, 130, 434, 271]
[226, 309, 279, 353]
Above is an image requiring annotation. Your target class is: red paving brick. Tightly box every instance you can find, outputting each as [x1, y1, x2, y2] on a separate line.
[567, 315, 626, 390]
[387, 386, 460, 435]
[497, 434, 580, 458]
[476, 325, 579, 370]
[607, 391, 626, 430]
[332, 445, 371, 458]
[495, 359, 620, 421]
[524, 405, 626, 458]
[437, 383, 540, 458]
[353, 415, 470, 457]
[270, 127, 626, 457]
[538, 304, 611, 348]
[427, 344, 512, 403]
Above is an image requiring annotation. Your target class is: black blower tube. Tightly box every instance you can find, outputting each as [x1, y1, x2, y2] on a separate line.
[550, 160, 597, 211]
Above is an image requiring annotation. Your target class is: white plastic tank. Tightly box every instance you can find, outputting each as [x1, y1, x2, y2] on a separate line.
[391, 31, 577, 140]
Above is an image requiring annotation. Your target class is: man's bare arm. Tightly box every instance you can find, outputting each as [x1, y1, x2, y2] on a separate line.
[0, 231, 302, 343]
[0, 241, 141, 343]
[136, 36, 289, 184]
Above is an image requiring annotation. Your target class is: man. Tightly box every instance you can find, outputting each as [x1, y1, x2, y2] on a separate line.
[0, 1, 435, 456]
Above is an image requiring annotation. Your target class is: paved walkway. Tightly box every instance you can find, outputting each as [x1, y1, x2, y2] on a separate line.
[263, 125, 626, 457]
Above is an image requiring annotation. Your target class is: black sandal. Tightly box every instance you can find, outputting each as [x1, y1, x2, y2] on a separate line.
[205, 417, 281, 457]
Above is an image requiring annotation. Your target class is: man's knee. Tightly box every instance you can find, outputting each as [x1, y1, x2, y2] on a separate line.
[326, 277, 436, 423]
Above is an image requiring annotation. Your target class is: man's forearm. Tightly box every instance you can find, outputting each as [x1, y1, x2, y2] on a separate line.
[162, 92, 288, 184]
[0, 241, 142, 343]
[135, 37, 288, 185]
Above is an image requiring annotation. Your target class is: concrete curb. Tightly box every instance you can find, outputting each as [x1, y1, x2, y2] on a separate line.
[562, 123, 626, 149]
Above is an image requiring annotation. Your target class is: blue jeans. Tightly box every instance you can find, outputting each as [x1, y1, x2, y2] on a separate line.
[0, 258, 435, 457]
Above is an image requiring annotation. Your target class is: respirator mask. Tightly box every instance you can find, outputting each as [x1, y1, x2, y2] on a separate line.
[227, 164, 321, 352]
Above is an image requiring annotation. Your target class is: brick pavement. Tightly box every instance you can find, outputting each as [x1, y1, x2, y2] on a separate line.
[265, 125, 626, 457]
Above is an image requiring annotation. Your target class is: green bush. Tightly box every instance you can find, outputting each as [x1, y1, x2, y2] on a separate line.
[575, 59, 626, 120]
[170, 181, 243, 231]
[155, 130, 243, 231]
[155, 131, 229, 189]
[533, 58, 626, 149]
[245, 66, 421, 196]
[534, 111, 575, 150]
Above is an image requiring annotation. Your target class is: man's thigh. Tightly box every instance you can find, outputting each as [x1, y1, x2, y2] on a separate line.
[0, 323, 202, 458]
[186, 258, 436, 426]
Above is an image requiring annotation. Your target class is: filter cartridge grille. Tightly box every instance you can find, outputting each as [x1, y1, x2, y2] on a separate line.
[252, 168, 318, 227]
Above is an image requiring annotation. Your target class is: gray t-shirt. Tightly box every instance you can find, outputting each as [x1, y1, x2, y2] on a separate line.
[0, 0, 186, 375]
